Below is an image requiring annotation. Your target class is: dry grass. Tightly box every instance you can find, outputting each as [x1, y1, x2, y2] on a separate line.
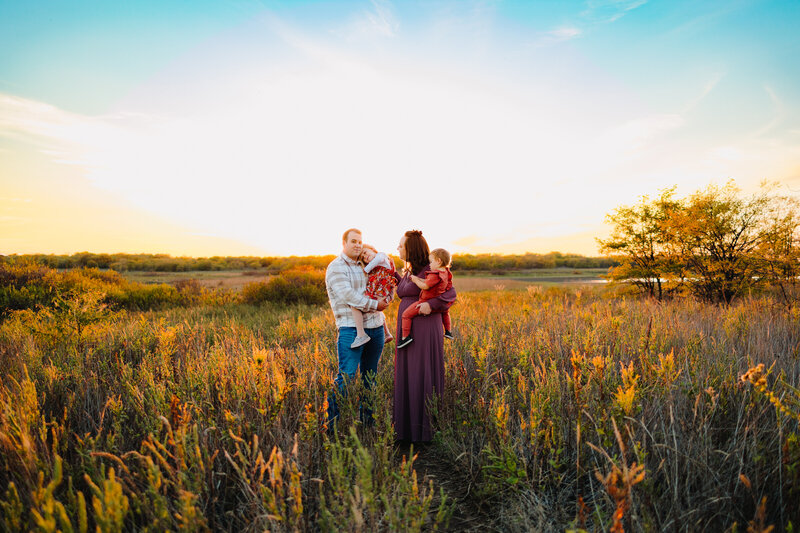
[121, 268, 606, 293]
[1, 285, 798, 531]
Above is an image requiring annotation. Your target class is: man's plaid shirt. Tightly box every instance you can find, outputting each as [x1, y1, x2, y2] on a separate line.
[326, 253, 385, 329]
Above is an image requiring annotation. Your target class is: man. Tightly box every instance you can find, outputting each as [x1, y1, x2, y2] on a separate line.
[325, 228, 390, 428]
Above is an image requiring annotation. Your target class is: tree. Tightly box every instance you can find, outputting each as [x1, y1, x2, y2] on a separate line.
[665, 182, 799, 303]
[755, 192, 800, 303]
[600, 182, 800, 303]
[597, 188, 681, 300]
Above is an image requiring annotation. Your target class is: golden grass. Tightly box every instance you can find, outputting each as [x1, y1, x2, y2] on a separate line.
[0, 286, 798, 531]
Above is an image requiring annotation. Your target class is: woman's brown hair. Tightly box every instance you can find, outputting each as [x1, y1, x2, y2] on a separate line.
[404, 230, 430, 275]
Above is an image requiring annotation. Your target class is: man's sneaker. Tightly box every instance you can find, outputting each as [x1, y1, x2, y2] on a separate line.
[444, 330, 454, 340]
[351, 335, 370, 348]
[396, 335, 414, 349]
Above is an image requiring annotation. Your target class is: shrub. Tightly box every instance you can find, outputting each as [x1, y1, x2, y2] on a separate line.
[0, 260, 217, 316]
[0, 259, 51, 289]
[241, 269, 327, 306]
[0, 261, 59, 316]
[107, 284, 180, 311]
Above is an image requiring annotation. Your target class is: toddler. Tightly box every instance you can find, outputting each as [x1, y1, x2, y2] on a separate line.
[396, 248, 453, 349]
[350, 244, 397, 348]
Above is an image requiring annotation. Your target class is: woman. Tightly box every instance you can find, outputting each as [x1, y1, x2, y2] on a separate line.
[393, 230, 457, 442]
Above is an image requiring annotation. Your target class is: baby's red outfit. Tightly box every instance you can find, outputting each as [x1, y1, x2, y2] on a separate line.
[401, 267, 453, 338]
[365, 253, 397, 300]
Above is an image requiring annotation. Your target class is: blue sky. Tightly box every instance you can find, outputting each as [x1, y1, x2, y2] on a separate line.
[2, 0, 799, 256]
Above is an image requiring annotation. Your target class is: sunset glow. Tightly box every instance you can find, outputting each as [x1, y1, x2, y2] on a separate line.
[2, 1, 799, 257]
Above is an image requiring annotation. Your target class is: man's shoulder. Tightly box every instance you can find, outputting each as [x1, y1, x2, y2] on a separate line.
[326, 255, 342, 277]
[327, 254, 346, 269]
[327, 255, 357, 280]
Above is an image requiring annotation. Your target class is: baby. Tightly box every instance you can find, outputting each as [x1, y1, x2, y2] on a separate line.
[350, 244, 397, 348]
[396, 247, 453, 349]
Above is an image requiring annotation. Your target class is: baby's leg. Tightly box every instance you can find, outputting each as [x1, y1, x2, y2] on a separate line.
[383, 319, 394, 342]
[350, 307, 372, 348]
[401, 301, 421, 338]
[442, 310, 451, 332]
[350, 307, 366, 337]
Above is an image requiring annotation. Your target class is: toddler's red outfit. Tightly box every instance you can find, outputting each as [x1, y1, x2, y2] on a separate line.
[364, 252, 397, 300]
[401, 267, 453, 338]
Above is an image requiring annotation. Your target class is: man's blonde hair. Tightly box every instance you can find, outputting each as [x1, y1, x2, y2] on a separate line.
[342, 228, 362, 243]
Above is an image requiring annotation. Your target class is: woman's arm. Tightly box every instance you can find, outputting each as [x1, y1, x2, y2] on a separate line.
[418, 286, 456, 314]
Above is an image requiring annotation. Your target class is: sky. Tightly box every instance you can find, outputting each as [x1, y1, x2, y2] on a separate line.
[2, 0, 799, 257]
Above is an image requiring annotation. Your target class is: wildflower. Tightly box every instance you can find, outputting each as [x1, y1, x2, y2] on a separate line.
[615, 384, 637, 415]
[740, 364, 767, 388]
[253, 347, 269, 365]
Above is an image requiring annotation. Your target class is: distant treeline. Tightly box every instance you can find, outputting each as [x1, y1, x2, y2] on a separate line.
[453, 252, 616, 271]
[1, 251, 616, 273]
[0, 253, 335, 272]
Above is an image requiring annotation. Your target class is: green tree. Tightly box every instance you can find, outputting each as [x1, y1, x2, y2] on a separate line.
[598, 188, 681, 300]
[755, 192, 800, 303]
[665, 182, 799, 303]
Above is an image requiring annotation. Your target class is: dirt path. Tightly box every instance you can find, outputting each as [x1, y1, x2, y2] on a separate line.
[395, 442, 489, 532]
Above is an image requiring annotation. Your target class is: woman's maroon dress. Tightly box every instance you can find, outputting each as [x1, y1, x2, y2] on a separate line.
[393, 267, 456, 442]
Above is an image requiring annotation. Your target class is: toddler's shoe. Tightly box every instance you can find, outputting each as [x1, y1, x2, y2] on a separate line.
[351, 335, 371, 348]
[444, 330, 454, 340]
[396, 335, 414, 349]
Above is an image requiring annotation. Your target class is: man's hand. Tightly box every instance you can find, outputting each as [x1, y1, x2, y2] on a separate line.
[416, 302, 432, 315]
[376, 298, 390, 311]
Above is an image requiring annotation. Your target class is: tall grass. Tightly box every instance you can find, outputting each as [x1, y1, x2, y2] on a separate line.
[0, 285, 798, 531]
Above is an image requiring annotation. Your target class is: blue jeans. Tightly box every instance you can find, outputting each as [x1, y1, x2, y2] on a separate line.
[327, 325, 385, 428]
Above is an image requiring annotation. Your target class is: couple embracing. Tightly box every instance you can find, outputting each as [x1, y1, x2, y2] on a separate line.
[325, 228, 457, 443]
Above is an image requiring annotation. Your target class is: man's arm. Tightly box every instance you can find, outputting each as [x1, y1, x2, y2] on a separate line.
[326, 263, 378, 313]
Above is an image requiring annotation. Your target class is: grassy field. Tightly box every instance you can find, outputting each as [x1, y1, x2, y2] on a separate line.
[121, 269, 268, 290]
[121, 267, 609, 292]
[1, 283, 798, 531]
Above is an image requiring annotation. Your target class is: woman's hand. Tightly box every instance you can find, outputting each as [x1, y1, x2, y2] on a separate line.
[416, 302, 432, 315]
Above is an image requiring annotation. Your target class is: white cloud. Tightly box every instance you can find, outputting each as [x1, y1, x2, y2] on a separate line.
[333, 0, 399, 41]
[596, 113, 684, 154]
[533, 26, 583, 47]
[750, 84, 786, 138]
[531, 0, 644, 48]
[681, 72, 725, 114]
[581, 0, 648, 24]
